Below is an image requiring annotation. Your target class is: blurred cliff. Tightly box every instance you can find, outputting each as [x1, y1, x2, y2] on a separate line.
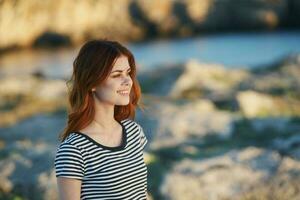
[1, 0, 300, 52]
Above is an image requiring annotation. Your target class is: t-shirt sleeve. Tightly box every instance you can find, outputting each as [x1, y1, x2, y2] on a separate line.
[139, 125, 148, 150]
[54, 142, 85, 180]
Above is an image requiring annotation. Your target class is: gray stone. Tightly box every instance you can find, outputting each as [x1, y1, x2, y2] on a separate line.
[161, 147, 300, 200]
[149, 98, 236, 149]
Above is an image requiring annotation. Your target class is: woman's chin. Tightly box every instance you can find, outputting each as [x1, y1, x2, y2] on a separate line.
[115, 99, 130, 106]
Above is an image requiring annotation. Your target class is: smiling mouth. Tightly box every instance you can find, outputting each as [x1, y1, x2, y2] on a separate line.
[117, 90, 130, 96]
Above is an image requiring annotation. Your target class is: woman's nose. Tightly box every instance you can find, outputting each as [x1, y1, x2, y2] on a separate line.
[123, 76, 132, 86]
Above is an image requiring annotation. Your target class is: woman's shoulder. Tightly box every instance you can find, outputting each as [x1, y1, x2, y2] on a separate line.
[56, 132, 85, 152]
[120, 118, 142, 128]
[121, 118, 145, 138]
[121, 118, 148, 149]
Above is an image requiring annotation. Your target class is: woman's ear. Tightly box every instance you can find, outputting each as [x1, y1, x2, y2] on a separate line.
[91, 88, 96, 92]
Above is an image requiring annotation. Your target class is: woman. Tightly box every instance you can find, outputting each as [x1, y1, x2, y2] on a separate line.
[54, 39, 148, 200]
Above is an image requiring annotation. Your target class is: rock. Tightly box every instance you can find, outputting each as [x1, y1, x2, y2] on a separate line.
[1, 0, 299, 51]
[132, 0, 174, 36]
[169, 60, 249, 99]
[149, 98, 235, 149]
[0, 76, 67, 101]
[237, 90, 300, 117]
[236, 54, 300, 117]
[38, 170, 58, 200]
[144, 152, 156, 165]
[0, 144, 57, 198]
[0, 0, 142, 50]
[239, 156, 300, 200]
[0, 76, 38, 97]
[0, 75, 67, 127]
[272, 134, 300, 159]
[240, 54, 300, 100]
[0, 153, 34, 196]
[237, 90, 275, 117]
[0, 112, 65, 199]
[160, 147, 299, 200]
[278, 156, 300, 174]
[0, 161, 15, 193]
[33, 79, 67, 101]
[138, 64, 184, 96]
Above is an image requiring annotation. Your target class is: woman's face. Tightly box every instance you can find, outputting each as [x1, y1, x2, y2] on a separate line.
[92, 56, 133, 106]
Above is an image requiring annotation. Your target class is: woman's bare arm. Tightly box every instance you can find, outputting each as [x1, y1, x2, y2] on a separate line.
[57, 177, 82, 200]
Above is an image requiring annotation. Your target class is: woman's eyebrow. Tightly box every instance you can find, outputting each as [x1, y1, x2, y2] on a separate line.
[111, 67, 131, 73]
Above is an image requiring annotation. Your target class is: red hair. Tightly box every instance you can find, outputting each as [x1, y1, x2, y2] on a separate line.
[60, 39, 144, 141]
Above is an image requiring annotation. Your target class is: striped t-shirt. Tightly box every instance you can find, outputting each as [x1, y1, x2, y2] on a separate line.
[54, 119, 148, 200]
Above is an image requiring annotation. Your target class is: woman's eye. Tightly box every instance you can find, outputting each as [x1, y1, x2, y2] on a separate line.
[112, 72, 131, 78]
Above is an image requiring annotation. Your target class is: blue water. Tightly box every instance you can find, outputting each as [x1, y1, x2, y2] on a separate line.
[129, 31, 300, 70]
[1, 31, 299, 79]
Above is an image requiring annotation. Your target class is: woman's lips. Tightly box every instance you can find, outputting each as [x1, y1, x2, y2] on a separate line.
[117, 90, 130, 95]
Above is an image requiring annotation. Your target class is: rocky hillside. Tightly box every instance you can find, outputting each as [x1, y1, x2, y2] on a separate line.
[1, 0, 300, 51]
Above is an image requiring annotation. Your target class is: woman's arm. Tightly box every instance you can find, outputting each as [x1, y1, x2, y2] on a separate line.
[57, 177, 82, 200]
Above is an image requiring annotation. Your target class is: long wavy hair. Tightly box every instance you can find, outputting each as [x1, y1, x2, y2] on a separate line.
[60, 39, 144, 141]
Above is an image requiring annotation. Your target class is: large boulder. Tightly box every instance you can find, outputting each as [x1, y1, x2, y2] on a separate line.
[160, 147, 300, 200]
[236, 90, 300, 117]
[169, 60, 249, 100]
[245, 54, 300, 95]
[148, 98, 235, 149]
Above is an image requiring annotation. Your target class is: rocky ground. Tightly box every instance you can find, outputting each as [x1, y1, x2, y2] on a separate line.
[0, 54, 300, 199]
